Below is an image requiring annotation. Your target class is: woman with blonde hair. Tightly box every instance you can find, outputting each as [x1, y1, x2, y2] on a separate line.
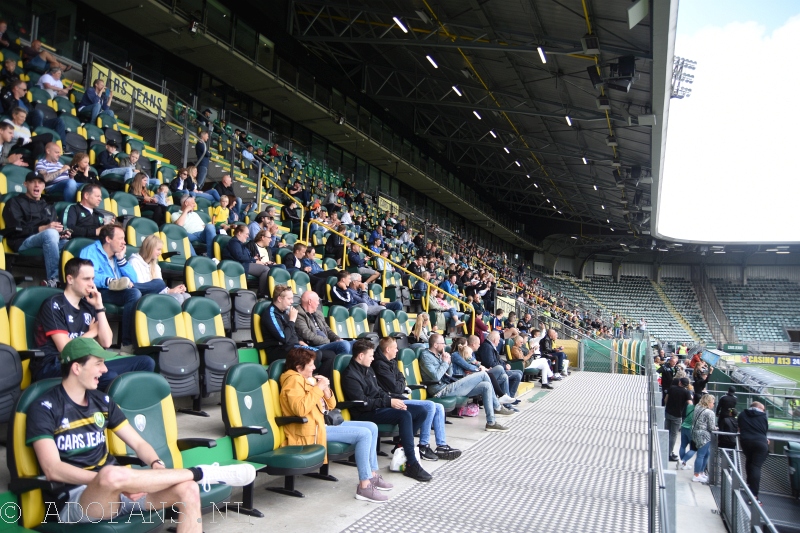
[410, 312, 431, 349]
[691, 393, 717, 483]
[128, 234, 189, 303]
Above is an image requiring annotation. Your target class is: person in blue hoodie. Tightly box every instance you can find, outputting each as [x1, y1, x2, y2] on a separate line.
[79, 224, 166, 351]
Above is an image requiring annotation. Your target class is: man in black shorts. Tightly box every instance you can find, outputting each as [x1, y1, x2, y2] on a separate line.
[31, 257, 155, 389]
[27, 337, 256, 529]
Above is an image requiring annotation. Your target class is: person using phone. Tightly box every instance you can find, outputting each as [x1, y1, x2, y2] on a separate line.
[77, 78, 115, 124]
[30, 257, 155, 389]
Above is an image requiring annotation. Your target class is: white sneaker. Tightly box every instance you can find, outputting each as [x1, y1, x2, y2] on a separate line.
[692, 474, 708, 483]
[197, 463, 257, 492]
[497, 394, 514, 404]
[681, 462, 692, 470]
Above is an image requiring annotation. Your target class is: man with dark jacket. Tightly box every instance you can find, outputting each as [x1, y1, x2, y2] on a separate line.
[370, 337, 461, 461]
[65, 183, 105, 239]
[657, 355, 679, 405]
[476, 331, 522, 404]
[2, 172, 67, 286]
[194, 130, 210, 188]
[95, 139, 120, 175]
[737, 402, 770, 501]
[212, 174, 241, 220]
[258, 284, 334, 379]
[539, 329, 568, 376]
[341, 339, 432, 482]
[664, 377, 692, 461]
[716, 386, 738, 420]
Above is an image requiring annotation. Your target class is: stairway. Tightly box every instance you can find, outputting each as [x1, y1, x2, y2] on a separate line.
[650, 280, 702, 343]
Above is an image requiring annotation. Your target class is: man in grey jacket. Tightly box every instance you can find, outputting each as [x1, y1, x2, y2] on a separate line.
[295, 291, 353, 355]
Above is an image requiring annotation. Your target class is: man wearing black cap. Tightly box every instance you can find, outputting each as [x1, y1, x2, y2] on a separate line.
[95, 139, 120, 175]
[2, 171, 69, 287]
[26, 337, 256, 529]
[248, 210, 272, 240]
[717, 386, 738, 420]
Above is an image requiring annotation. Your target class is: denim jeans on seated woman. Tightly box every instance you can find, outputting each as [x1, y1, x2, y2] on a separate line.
[326, 421, 379, 481]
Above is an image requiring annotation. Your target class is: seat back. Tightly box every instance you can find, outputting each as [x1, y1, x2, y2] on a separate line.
[9, 287, 62, 389]
[218, 260, 247, 289]
[135, 294, 186, 346]
[222, 363, 281, 460]
[159, 224, 193, 263]
[8, 378, 61, 528]
[267, 266, 292, 298]
[332, 353, 353, 421]
[252, 300, 271, 366]
[349, 306, 368, 338]
[111, 192, 141, 217]
[0, 343, 22, 424]
[59, 237, 95, 283]
[126, 216, 159, 247]
[106, 372, 183, 468]
[290, 271, 311, 298]
[398, 348, 428, 400]
[181, 296, 226, 340]
[378, 309, 397, 337]
[327, 306, 351, 340]
[266, 359, 286, 418]
[185, 256, 221, 292]
[395, 310, 410, 334]
[212, 234, 231, 261]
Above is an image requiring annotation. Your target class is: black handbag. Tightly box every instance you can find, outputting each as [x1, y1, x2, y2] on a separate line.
[324, 408, 344, 426]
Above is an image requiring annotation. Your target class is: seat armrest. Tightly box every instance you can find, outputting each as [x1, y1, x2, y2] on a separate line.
[407, 384, 425, 390]
[14, 275, 33, 284]
[252, 341, 270, 350]
[134, 345, 169, 355]
[337, 400, 367, 409]
[227, 425, 268, 437]
[160, 251, 180, 259]
[195, 343, 215, 351]
[421, 380, 439, 387]
[176, 438, 217, 451]
[18, 349, 45, 360]
[113, 455, 146, 467]
[274, 416, 307, 426]
[10, 475, 66, 494]
[236, 341, 254, 348]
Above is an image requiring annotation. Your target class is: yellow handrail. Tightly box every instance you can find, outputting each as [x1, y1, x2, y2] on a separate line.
[307, 220, 475, 333]
[260, 171, 306, 244]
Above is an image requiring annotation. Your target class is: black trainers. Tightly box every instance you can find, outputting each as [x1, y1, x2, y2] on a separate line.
[403, 461, 432, 482]
[541, 383, 554, 389]
[418, 444, 439, 462]
[435, 444, 462, 460]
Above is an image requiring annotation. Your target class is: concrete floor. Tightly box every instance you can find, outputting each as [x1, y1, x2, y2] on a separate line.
[673, 453, 728, 533]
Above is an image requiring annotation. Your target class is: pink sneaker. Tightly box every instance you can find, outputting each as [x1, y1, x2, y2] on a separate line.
[356, 482, 388, 503]
[371, 473, 393, 491]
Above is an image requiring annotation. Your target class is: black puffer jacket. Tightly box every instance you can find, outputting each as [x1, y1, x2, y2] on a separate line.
[341, 357, 392, 418]
[738, 407, 769, 442]
[370, 347, 406, 395]
[2, 194, 56, 251]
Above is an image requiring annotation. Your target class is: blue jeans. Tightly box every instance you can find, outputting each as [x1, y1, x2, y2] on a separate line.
[80, 101, 115, 124]
[547, 350, 567, 373]
[405, 400, 446, 447]
[385, 301, 403, 312]
[434, 372, 498, 424]
[99, 287, 141, 346]
[134, 279, 168, 295]
[27, 110, 67, 140]
[46, 178, 79, 202]
[317, 340, 352, 355]
[195, 165, 209, 189]
[357, 403, 427, 468]
[489, 365, 522, 397]
[679, 427, 697, 463]
[326, 421, 378, 481]
[694, 442, 711, 474]
[187, 223, 217, 257]
[18, 229, 68, 281]
[443, 309, 464, 328]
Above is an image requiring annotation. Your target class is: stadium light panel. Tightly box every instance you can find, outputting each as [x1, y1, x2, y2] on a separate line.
[473, 110, 482, 119]
[426, 55, 438, 68]
[393, 17, 408, 33]
[582, 157, 588, 164]
[452, 85, 462, 96]
[503, 147, 510, 153]
[515, 161, 521, 167]
[489, 130, 497, 138]
[565, 115, 572, 126]
[593, 184, 598, 190]
[537, 47, 547, 63]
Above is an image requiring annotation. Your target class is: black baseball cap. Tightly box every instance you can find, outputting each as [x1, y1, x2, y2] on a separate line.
[25, 171, 45, 183]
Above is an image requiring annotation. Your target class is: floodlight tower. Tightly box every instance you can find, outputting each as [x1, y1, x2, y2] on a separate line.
[671, 56, 697, 99]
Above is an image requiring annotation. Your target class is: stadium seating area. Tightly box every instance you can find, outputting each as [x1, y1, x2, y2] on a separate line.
[659, 278, 715, 343]
[711, 279, 800, 341]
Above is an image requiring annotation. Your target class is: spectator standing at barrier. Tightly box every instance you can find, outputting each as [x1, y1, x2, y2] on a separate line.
[677, 397, 697, 470]
[716, 387, 738, 421]
[691, 393, 717, 483]
[658, 355, 679, 405]
[664, 377, 692, 462]
[692, 362, 713, 403]
[738, 402, 770, 503]
[194, 130, 211, 188]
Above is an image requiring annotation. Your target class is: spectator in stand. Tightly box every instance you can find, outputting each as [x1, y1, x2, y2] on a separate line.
[128, 172, 167, 226]
[476, 331, 522, 405]
[168, 167, 196, 199]
[193, 130, 211, 188]
[259, 284, 335, 379]
[347, 273, 401, 317]
[371, 337, 462, 461]
[281, 200, 301, 235]
[300, 247, 340, 298]
[247, 210, 272, 240]
[0, 20, 20, 53]
[268, 142, 279, 159]
[69, 152, 99, 185]
[31, 257, 150, 389]
[22, 39, 71, 73]
[279, 348, 393, 503]
[287, 180, 310, 206]
[716, 387, 738, 421]
[509, 334, 554, 389]
[677, 396, 697, 470]
[0, 120, 26, 167]
[491, 309, 505, 331]
[65, 183, 105, 239]
[128, 235, 189, 304]
[80, 224, 167, 352]
[295, 291, 352, 355]
[36, 67, 71, 99]
[1, 79, 66, 143]
[96, 139, 121, 176]
[324, 187, 340, 215]
[77, 78, 115, 124]
[172, 195, 217, 257]
[285, 150, 302, 170]
[340, 207, 354, 225]
[427, 288, 464, 334]
[737, 402, 769, 502]
[241, 144, 255, 163]
[2, 172, 68, 287]
[210, 174, 241, 221]
[222, 224, 274, 297]
[687, 351, 702, 369]
[658, 355, 679, 405]
[342, 339, 432, 482]
[0, 58, 20, 86]
[691, 394, 717, 483]
[281, 242, 307, 273]
[419, 334, 513, 432]
[692, 362, 713, 403]
[245, 229, 280, 268]
[540, 329, 569, 377]
[347, 243, 380, 285]
[718, 409, 739, 450]
[664, 377, 693, 462]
